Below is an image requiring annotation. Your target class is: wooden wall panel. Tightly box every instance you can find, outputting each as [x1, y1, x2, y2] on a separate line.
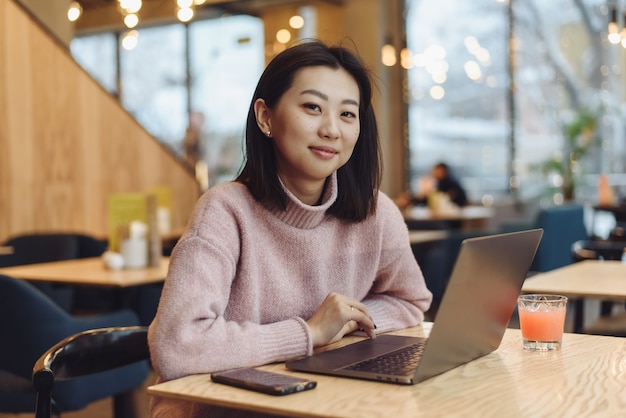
[0, 0, 200, 242]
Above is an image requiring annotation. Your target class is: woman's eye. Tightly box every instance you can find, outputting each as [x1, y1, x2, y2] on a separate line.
[304, 103, 321, 111]
[342, 111, 357, 119]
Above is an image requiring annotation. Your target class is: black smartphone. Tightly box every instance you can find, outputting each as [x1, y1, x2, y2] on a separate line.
[211, 367, 317, 396]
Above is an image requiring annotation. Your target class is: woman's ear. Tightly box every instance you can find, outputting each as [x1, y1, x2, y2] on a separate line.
[254, 98, 271, 135]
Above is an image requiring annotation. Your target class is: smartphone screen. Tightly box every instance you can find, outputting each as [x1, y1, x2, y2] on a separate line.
[211, 367, 317, 396]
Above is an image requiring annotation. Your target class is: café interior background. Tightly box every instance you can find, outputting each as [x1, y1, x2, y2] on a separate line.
[4, 0, 626, 240]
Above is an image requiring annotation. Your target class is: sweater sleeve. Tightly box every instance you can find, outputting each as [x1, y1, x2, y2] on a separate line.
[362, 193, 433, 333]
[148, 191, 313, 382]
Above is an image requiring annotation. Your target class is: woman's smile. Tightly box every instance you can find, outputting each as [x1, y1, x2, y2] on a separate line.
[310, 145, 338, 160]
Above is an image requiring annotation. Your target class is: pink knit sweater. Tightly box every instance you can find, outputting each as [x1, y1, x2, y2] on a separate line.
[148, 173, 432, 417]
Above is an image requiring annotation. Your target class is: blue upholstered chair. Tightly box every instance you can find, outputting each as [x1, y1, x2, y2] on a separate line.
[0, 233, 85, 311]
[0, 274, 149, 416]
[0, 232, 119, 313]
[532, 204, 590, 271]
[501, 203, 589, 272]
[33, 326, 150, 418]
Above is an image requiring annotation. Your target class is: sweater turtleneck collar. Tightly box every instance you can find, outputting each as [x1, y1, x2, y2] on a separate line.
[272, 172, 338, 229]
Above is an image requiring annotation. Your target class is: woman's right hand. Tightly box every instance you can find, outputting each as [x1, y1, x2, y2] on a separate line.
[306, 292, 376, 347]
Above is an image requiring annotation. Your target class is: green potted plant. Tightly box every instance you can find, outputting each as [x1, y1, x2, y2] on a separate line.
[540, 108, 600, 201]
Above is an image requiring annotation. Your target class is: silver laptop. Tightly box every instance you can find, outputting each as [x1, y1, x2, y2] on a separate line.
[286, 229, 543, 385]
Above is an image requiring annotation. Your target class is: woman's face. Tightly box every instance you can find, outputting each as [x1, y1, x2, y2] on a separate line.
[255, 66, 361, 204]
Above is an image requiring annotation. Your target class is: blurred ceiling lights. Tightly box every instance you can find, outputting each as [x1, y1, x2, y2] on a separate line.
[608, 3, 626, 48]
[66, 2, 338, 58]
[67, 2, 82, 22]
[67, 0, 208, 27]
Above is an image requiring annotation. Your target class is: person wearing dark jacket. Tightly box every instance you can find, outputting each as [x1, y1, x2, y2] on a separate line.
[396, 162, 468, 209]
[430, 162, 468, 207]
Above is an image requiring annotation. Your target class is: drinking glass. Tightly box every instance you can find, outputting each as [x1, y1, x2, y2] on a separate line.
[517, 294, 568, 351]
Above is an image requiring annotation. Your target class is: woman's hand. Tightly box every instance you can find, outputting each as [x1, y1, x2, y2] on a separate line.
[306, 292, 376, 347]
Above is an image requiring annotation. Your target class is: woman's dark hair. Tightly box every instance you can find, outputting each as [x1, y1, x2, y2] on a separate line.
[236, 40, 382, 222]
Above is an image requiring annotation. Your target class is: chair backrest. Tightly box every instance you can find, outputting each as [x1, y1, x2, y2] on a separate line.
[0, 274, 146, 414]
[32, 326, 149, 418]
[0, 234, 79, 267]
[75, 234, 108, 258]
[532, 204, 589, 272]
[0, 233, 107, 267]
[0, 233, 107, 311]
[0, 275, 73, 378]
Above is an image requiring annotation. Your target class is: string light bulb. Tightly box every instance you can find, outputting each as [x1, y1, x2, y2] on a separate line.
[67, 1, 82, 22]
[124, 13, 139, 28]
[177, 7, 194, 22]
[607, 4, 626, 47]
[118, 0, 142, 28]
[381, 43, 397, 67]
[400, 47, 412, 69]
[121, 30, 139, 50]
[289, 15, 304, 30]
[276, 29, 291, 44]
[177, 0, 195, 22]
[119, 0, 142, 14]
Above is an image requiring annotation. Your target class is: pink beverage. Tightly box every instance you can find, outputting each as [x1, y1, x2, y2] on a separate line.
[518, 309, 566, 341]
[517, 294, 567, 351]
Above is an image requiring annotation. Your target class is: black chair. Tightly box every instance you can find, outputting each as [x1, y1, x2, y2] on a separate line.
[571, 239, 626, 336]
[0, 233, 84, 311]
[0, 234, 81, 266]
[608, 223, 626, 241]
[0, 232, 120, 314]
[33, 326, 150, 418]
[572, 239, 626, 263]
[0, 274, 149, 416]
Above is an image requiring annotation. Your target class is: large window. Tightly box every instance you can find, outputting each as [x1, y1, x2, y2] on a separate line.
[120, 24, 188, 151]
[188, 16, 265, 186]
[70, 15, 264, 189]
[405, 0, 626, 205]
[70, 33, 117, 94]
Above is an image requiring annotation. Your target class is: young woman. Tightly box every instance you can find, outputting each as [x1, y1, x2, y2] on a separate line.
[148, 40, 432, 417]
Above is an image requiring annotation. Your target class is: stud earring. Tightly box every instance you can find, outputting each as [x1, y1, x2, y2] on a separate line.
[266, 131, 272, 137]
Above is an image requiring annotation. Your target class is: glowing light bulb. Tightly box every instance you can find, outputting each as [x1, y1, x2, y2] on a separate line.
[177, 7, 194, 22]
[67, 2, 82, 22]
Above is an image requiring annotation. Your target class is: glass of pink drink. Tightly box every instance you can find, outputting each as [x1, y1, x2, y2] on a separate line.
[517, 294, 568, 350]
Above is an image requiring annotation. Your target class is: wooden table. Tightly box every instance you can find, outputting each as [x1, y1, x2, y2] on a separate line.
[147, 323, 626, 417]
[405, 205, 494, 230]
[408, 230, 448, 244]
[0, 256, 169, 287]
[0, 256, 170, 310]
[522, 260, 626, 332]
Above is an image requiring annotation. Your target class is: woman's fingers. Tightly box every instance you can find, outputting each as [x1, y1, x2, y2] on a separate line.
[306, 293, 377, 347]
[347, 304, 376, 339]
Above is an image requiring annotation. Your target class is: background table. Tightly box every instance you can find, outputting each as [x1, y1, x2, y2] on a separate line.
[0, 257, 169, 312]
[408, 230, 449, 244]
[0, 256, 169, 287]
[404, 205, 494, 230]
[147, 323, 626, 417]
[522, 260, 626, 332]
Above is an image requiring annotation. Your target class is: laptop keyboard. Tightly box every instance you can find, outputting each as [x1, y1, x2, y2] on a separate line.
[342, 341, 426, 376]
